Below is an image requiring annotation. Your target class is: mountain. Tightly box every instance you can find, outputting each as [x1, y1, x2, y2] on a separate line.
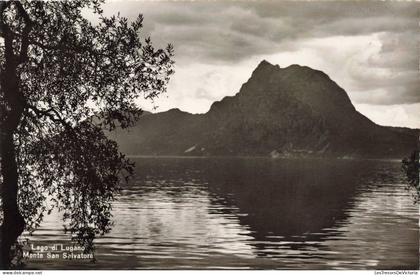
[108, 60, 419, 159]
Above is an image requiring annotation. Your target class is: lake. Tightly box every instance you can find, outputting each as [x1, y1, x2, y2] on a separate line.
[22, 157, 419, 269]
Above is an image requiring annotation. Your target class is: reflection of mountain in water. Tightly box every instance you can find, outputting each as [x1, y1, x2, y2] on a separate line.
[201, 159, 371, 256]
[131, 158, 372, 256]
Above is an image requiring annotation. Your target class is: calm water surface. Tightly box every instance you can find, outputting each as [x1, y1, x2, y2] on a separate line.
[23, 157, 419, 269]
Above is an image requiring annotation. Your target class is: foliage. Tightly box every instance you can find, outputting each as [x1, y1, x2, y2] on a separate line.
[0, 0, 174, 259]
[402, 149, 419, 203]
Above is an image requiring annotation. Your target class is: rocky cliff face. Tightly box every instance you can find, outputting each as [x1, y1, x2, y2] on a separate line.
[110, 60, 419, 159]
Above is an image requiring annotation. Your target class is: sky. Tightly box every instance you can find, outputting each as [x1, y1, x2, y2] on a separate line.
[101, 0, 420, 128]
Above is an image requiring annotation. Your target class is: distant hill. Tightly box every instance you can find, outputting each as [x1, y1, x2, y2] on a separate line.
[108, 60, 419, 159]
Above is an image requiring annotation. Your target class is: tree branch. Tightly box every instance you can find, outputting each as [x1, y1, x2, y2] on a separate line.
[13, 1, 31, 24]
[25, 103, 74, 132]
[0, 1, 12, 40]
[14, 1, 33, 64]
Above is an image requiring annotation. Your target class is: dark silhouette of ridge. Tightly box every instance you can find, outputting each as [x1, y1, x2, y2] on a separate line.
[110, 60, 419, 159]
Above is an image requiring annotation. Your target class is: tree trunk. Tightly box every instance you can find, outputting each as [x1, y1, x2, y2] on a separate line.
[0, 133, 25, 269]
[0, 28, 26, 269]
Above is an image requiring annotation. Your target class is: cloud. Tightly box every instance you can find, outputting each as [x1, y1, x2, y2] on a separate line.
[356, 103, 420, 129]
[101, 1, 418, 63]
[101, 1, 418, 59]
[345, 31, 419, 105]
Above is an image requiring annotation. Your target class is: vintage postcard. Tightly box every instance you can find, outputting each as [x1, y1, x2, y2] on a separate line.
[0, 0, 418, 272]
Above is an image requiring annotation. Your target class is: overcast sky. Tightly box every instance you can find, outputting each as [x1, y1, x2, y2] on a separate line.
[102, 0, 419, 128]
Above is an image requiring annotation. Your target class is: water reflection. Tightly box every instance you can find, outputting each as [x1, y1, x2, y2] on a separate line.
[23, 157, 418, 269]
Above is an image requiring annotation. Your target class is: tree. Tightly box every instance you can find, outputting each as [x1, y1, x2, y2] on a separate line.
[402, 148, 419, 203]
[0, 0, 174, 268]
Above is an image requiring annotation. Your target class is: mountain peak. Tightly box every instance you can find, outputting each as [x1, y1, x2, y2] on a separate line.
[252, 60, 280, 78]
[258, 59, 273, 67]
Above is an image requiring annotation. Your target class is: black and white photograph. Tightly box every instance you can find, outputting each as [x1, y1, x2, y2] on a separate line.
[0, 0, 419, 272]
